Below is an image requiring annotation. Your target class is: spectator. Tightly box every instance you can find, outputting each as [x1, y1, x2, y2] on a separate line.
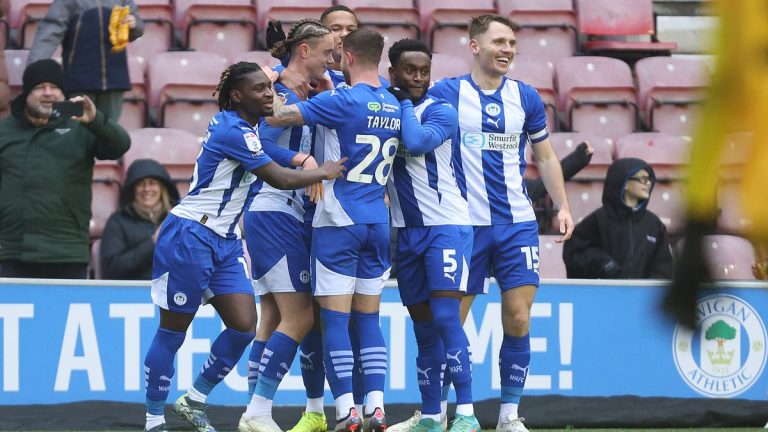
[0, 59, 131, 279]
[100, 159, 179, 280]
[563, 157, 674, 279]
[27, 0, 144, 120]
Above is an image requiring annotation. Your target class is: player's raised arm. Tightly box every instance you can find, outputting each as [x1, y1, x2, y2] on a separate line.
[252, 158, 346, 190]
[266, 95, 306, 127]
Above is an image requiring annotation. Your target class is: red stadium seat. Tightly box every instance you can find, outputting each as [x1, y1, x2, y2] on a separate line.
[11, 0, 52, 48]
[380, 52, 468, 83]
[555, 56, 637, 140]
[90, 181, 120, 239]
[615, 133, 689, 180]
[231, 50, 280, 69]
[129, 0, 175, 62]
[176, 0, 257, 60]
[647, 180, 684, 234]
[635, 56, 709, 135]
[4, 49, 27, 99]
[120, 55, 148, 131]
[337, 0, 420, 55]
[719, 132, 751, 181]
[148, 51, 227, 135]
[93, 158, 124, 184]
[575, 0, 677, 56]
[257, 0, 332, 46]
[561, 180, 602, 224]
[498, 0, 576, 63]
[126, 128, 200, 194]
[717, 181, 752, 235]
[702, 235, 756, 280]
[538, 234, 566, 279]
[90, 239, 102, 279]
[548, 132, 613, 180]
[420, 0, 496, 63]
[508, 54, 557, 131]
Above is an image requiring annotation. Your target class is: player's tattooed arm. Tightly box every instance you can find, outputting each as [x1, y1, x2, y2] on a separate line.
[266, 96, 305, 127]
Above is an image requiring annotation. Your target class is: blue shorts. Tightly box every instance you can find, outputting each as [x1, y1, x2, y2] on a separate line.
[151, 214, 253, 314]
[467, 221, 540, 295]
[311, 224, 391, 296]
[244, 211, 310, 295]
[396, 225, 473, 306]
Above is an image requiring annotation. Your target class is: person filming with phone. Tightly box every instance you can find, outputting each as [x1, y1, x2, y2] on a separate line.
[0, 59, 131, 279]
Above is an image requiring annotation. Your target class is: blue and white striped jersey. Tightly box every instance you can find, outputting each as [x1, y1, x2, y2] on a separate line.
[429, 75, 549, 226]
[249, 82, 313, 222]
[388, 96, 470, 227]
[172, 110, 272, 239]
[297, 83, 401, 227]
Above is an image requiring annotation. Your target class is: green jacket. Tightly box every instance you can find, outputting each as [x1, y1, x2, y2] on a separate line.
[0, 102, 130, 264]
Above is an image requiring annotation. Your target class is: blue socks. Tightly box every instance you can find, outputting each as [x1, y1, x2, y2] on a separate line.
[144, 328, 186, 414]
[349, 320, 366, 407]
[299, 329, 326, 399]
[248, 339, 267, 398]
[254, 331, 299, 401]
[430, 297, 473, 406]
[499, 333, 530, 404]
[413, 320, 444, 416]
[196, 328, 255, 396]
[321, 308, 354, 399]
[352, 310, 387, 415]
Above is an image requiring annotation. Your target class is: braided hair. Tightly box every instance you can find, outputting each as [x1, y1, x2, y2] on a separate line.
[212, 61, 262, 111]
[270, 19, 331, 61]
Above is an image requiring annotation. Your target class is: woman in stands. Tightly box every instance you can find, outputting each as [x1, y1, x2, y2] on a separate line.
[100, 159, 179, 280]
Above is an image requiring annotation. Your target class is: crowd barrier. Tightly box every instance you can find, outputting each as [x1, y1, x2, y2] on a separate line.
[0, 278, 765, 405]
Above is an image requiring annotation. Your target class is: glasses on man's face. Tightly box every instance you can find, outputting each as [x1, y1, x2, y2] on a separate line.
[628, 176, 652, 185]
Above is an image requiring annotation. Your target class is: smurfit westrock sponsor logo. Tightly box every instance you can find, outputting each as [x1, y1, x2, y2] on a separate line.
[673, 294, 767, 397]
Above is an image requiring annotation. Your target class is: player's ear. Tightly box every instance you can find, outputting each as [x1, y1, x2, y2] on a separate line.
[469, 38, 479, 55]
[299, 42, 310, 59]
[388, 66, 395, 84]
[229, 88, 242, 104]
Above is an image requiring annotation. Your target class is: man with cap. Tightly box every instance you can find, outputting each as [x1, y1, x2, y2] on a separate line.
[0, 59, 131, 278]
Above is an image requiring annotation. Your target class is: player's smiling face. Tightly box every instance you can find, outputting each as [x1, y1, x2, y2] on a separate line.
[391, 51, 431, 101]
[233, 70, 275, 120]
[324, 11, 358, 63]
[305, 33, 336, 81]
[471, 21, 517, 77]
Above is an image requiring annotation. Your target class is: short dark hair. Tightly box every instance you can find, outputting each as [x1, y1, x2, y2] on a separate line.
[388, 38, 432, 69]
[213, 62, 262, 111]
[343, 28, 383, 66]
[320, 5, 358, 25]
[468, 14, 520, 39]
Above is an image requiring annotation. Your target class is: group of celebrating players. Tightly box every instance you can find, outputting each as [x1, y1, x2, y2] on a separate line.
[141, 5, 574, 432]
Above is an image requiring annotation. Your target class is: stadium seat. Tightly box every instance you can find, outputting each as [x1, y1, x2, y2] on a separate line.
[3, 48, 25, 100]
[561, 180, 603, 224]
[148, 51, 227, 135]
[555, 56, 638, 140]
[574, 0, 677, 56]
[702, 235, 756, 280]
[230, 50, 280, 69]
[120, 55, 147, 131]
[93, 158, 124, 184]
[615, 133, 689, 180]
[90, 239, 102, 279]
[11, 0, 52, 48]
[90, 181, 120, 239]
[717, 181, 752, 235]
[647, 180, 684, 234]
[498, 0, 576, 63]
[538, 234, 566, 279]
[508, 54, 557, 131]
[126, 128, 201, 194]
[257, 0, 332, 47]
[719, 132, 751, 181]
[635, 56, 709, 135]
[176, 0, 257, 61]
[336, 0, 420, 54]
[420, 0, 496, 63]
[128, 0, 175, 63]
[548, 132, 613, 180]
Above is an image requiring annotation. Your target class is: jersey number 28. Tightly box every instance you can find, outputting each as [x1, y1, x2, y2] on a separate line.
[347, 134, 399, 185]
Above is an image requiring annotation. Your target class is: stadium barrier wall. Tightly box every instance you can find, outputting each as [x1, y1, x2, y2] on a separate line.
[0, 279, 765, 405]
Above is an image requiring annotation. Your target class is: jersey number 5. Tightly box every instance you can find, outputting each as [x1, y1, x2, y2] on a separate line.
[347, 134, 399, 185]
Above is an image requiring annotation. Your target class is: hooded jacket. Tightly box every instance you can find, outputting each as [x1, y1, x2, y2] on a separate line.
[27, 0, 144, 93]
[562, 158, 674, 279]
[99, 159, 179, 280]
[0, 93, 130, 264]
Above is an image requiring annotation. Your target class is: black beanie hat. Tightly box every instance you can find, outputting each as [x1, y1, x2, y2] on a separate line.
[22, 59, 64, 97]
